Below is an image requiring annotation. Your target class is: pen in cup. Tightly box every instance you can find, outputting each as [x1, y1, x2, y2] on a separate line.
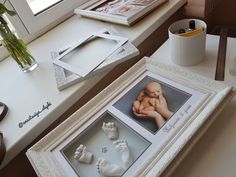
[168, 19, 207, 66]
[175, 20, 205, 37]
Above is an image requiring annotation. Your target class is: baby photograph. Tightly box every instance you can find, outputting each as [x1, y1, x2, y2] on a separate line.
[113, 76, 191, 134]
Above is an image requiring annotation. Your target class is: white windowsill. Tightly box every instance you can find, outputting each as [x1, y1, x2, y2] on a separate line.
[0, 0, 186, 168]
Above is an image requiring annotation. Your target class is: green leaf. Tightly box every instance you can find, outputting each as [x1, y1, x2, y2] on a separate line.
[0, 3, 16, 16]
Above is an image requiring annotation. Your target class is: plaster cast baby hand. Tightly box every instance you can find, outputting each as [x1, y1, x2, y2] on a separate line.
[113, 139, 133, 168]
[74, 144, 93, 164]
[102, 122, 119, 140]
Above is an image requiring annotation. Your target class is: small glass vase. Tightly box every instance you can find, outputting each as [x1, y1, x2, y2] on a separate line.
[0, 18, 38, 72]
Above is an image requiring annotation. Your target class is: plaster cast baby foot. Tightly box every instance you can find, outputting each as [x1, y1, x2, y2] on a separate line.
[74, 144, 93, 164]
[113, 139, 133, 167]
[102, 122, 119, 140]
[96, 158, 124, 177]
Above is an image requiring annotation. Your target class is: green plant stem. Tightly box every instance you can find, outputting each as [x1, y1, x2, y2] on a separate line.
[0, 17, 35, 69]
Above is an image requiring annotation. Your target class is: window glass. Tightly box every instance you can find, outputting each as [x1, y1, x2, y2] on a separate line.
[26, 0, 62, 15]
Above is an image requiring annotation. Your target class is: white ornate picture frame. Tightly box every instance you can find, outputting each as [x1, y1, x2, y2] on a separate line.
[52, 28, 139, 91]
[27, 57, 235, 177]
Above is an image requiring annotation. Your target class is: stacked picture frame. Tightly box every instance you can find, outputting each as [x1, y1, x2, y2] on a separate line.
[74, 0, 169, 26]
[27, 57, 235, 177]
[52, 28, 139, 90]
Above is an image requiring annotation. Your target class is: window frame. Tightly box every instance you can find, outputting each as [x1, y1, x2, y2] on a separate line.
[0, 0, 89, 61]
[8, 0, 89, 34]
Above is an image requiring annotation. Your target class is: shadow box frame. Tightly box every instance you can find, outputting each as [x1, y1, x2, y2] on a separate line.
[26, 57, 235, 177]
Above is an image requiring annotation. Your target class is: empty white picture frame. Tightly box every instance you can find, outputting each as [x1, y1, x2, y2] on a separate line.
[52, 28, 139, 91]
[53, 29, 128, 77]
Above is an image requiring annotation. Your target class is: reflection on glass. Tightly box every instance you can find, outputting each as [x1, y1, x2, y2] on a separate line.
[61, 112, 151, 177]
[26, 0, 62, 14]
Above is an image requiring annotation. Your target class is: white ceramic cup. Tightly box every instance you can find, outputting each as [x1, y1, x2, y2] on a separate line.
[168, 19, 207, 66]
